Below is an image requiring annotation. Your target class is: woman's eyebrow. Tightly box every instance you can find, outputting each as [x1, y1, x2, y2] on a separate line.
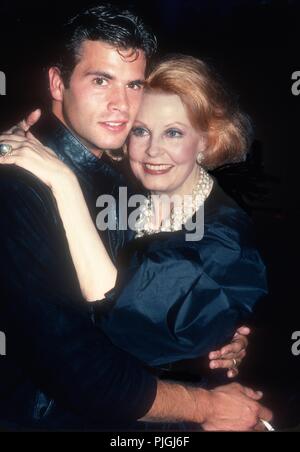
[133, 120, 148, 127]
[165, 122, 187, 128]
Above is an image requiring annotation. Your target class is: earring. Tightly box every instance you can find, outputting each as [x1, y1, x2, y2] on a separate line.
[196, 152, 204, 165]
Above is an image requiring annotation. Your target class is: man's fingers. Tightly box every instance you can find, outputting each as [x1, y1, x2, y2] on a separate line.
[241, 386, 263, 400]
[254, 421, 267, 432]
[257, 406, 273, 423]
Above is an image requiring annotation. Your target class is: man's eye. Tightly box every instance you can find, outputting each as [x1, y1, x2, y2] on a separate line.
[128, 82, 144, 91]
[166, 129, 183, 138]
[131, 127, 149, 137]
[93, 77, 108, 86]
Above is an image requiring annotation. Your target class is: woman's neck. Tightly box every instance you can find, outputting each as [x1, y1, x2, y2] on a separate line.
[150, 165, 202, 228]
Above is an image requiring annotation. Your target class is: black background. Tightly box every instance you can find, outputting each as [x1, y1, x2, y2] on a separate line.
[0, 0, 299, 429]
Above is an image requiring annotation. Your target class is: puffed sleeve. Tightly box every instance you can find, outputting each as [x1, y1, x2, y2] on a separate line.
[98, 210, 268, 368]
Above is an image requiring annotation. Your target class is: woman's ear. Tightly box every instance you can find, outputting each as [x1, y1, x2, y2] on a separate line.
[48, 67, 65, 102]
[196, 133, 208, 154]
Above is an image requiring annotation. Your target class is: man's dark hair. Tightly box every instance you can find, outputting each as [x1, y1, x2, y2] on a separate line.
[53, 3, 157, 86]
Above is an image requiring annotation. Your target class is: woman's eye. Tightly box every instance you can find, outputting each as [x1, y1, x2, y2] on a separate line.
[166, 129, 183, 138]
[131, 127, 149, 137]
[93, 77, 108, 86]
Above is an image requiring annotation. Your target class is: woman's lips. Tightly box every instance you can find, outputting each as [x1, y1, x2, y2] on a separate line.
[142, 163, 174, 175]
[99, 121, 128, 133]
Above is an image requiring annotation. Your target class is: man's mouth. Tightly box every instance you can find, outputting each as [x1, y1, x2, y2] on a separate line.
[142, 162, 174, 175]
[99, 121, 128, 132]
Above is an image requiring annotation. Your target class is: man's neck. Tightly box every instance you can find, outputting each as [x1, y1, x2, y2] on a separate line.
[51, 107, 103, 159]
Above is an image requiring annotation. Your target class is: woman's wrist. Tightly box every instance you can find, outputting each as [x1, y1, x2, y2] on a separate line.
[51, 166, 79, 196]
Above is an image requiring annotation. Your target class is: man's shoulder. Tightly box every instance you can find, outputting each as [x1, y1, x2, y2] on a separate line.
[0, 166, 53, 216]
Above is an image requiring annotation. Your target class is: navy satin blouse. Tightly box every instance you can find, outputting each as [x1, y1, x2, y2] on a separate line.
[97, 179, 268, 368]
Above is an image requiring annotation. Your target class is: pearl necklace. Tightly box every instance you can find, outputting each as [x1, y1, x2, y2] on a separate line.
[134, 167, 213, 238]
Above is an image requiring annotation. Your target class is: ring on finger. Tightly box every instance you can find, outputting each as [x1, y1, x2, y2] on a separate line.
[0, 143, 13, 157]
[232, 358, 238, 369]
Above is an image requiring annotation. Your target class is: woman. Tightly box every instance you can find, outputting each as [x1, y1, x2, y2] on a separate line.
[0, 55, 266, 377]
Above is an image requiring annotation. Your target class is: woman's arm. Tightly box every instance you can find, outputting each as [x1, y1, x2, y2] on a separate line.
[52, 173, 117, 301]
[0, 131, 116, 301]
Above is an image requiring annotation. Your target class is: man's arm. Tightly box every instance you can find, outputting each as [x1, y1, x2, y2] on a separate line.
[0, 116, 273, 431]
[143, 381, 272, 431]
[0, 168, 157, 424]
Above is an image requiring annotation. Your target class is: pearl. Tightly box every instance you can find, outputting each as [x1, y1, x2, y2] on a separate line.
[135, 167, 214, 238]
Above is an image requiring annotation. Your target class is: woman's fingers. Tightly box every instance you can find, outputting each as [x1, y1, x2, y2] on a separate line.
[0, 148, 23, 165]
[219, 338, 246, 357]
[236, 326, 251, 336]
[210, 358, 239, 370]
[208, 350, 221, 360]
[215, 348, 247, 361]
[209, 327, 250, 362]
[26, 131, 42, 146]
[24, 109, 41, 131]
[0, 133, 29, 144]
[227, 368, 239, 378]
[210, 349, 246, 374]
[223, 340, 244, 355]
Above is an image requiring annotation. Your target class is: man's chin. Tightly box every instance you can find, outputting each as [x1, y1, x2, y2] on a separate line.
[91, 131, 127, 149]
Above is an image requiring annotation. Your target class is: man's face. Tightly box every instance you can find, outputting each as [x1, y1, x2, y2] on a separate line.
[52, 40, 146, 155]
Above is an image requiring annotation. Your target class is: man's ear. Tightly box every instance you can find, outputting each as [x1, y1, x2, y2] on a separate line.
[48, 67, 65, 102]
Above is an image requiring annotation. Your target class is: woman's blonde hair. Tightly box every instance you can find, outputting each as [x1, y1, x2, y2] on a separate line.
[145, 55, 253, 170]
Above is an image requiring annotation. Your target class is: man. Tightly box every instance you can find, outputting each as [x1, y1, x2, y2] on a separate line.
[0, 4, 271, 431]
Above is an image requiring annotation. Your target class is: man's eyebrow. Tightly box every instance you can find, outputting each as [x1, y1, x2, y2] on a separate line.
[84, 71, 145, 85]
[84, 71, 114, 79]
[129, 79, 145, 85]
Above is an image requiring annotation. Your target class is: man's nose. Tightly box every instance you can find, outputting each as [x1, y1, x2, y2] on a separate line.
[108, 87, 129, 114]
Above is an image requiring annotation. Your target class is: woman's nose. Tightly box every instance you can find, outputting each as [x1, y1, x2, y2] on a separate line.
[145, 139, 164, 158]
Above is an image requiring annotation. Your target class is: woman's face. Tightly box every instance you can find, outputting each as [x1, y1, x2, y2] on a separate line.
[128, 92, 205, 196]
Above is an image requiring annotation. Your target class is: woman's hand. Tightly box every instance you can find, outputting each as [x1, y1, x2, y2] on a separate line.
[0, 131, 74, 190]
[208, 326, 250, 378]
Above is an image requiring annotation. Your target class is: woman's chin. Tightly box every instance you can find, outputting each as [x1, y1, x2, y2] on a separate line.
[143, 183, 168, 193]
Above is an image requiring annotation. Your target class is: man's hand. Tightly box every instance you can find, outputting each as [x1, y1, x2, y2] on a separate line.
[200, 383, 273, 431]
[209, 326, 250, 378]
[4, 109, 41, 136]
[144, 380, 273, 431]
